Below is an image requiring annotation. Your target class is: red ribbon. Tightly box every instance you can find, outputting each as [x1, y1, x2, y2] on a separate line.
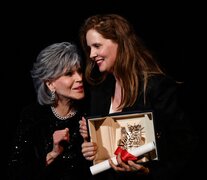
[114, 146, 137, 162]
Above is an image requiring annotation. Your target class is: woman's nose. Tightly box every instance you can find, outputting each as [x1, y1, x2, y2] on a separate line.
[90, 49, 97, 59]
[74, 72, 82, 81]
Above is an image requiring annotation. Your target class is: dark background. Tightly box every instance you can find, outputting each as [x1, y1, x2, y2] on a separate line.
[3, 1, 205, 178]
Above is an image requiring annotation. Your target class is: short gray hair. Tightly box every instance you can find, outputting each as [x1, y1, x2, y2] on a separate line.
[31, 42, 82, 105]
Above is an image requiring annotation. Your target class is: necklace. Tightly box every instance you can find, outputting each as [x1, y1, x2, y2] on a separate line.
[51, 106, 77, 120]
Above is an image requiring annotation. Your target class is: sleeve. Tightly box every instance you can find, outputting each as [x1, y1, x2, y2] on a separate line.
[7, 106, 45, 180]
[147, 76, 198, 179]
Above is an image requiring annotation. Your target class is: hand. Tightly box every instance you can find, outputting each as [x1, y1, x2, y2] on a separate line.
[52, 128, 70, 154]
[79, 117, 88, 140]
[46, 128, 70, 165]
[109, 153, 149, 175]
[82, 141, 97, 161]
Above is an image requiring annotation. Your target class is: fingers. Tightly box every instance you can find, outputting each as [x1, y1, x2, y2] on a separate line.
[79, 117, 87, 130]
[79, 117, 88, 140]
[128, 161, 149, 174]
[82, 142, 97, 154]
[109, 154, 131, 172]
[82, 142, 97, 161]
[52, 128, 70, 154]
[109, 153, 149, 174]
[53, 128, 70, 144]
[65, 127, 69, 132]
[63, 128, 70, 142]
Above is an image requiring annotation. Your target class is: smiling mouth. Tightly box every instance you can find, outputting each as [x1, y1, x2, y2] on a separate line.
[73, 86, 84, 91]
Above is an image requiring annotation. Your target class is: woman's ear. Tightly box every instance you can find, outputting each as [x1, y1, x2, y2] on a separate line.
[45, 80, 54, 91]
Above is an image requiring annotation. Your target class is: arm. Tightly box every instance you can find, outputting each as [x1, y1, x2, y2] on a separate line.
[8, 107, 44, 179]
[146, 76, 198, 179]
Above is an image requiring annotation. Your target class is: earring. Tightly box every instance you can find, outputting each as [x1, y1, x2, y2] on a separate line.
[51, 90, 56, 101]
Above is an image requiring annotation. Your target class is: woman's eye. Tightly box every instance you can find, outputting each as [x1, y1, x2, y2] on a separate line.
[94, 44, 100, 48]
[77, 68, 82, 74]
[65, 71, 72, 76]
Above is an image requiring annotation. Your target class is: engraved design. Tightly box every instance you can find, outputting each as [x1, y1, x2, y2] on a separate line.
[118, 124, 145, 150]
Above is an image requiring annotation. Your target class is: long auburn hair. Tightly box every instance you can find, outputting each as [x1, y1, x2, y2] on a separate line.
[80, 14, 164, 108]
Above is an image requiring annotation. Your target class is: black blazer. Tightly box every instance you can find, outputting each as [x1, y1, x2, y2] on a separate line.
[85, 74, 198, 180]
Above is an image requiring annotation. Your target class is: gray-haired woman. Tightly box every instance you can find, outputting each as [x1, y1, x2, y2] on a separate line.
[8, 42, 91, 180]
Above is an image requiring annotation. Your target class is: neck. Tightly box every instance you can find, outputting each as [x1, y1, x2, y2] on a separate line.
[51, 105, 77, 120]
[111, 81, 122, 112]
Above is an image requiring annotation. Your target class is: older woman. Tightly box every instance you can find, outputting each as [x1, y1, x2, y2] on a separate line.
[8, 42, 91, 180]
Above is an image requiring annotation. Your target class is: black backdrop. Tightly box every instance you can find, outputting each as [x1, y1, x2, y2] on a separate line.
[4, 1, 205, 178]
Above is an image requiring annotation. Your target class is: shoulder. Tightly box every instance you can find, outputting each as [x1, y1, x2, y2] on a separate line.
[20, 102, 50, 124]
[21, 102, 47, 115]
[148, 74, 177, 87]
[147, 74, 179, 92]
[146, 74, 183, 100]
